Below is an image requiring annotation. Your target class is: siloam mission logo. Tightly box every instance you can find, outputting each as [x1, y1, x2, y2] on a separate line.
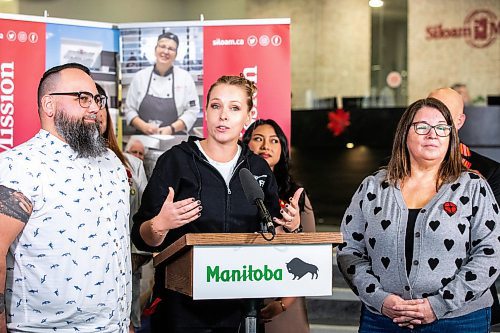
[206, 257, 319, 283]
[426, 9, 499, 48]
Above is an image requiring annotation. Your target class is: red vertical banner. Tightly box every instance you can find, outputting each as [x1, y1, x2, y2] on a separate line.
[203, 22, 291, 142]
[0, 19, 45, 152]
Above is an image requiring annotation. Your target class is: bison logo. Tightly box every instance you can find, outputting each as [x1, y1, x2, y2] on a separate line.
[286, 258, 319, 280]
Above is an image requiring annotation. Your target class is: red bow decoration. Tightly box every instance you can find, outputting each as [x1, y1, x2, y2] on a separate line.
[327, 108, 351, 137]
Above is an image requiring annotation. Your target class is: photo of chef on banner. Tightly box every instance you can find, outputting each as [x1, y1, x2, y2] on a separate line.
[120, 26, 204, 137]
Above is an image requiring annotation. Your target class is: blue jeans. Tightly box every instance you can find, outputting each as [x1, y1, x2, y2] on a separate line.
[359, 305, 491, 333]
[131, 269, 142, 328]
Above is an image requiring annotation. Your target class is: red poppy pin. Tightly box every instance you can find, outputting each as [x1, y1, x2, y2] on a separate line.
[443, 201, 457, 216]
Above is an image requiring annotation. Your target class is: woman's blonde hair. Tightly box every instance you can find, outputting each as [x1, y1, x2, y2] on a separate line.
[206, 74, 257, 111]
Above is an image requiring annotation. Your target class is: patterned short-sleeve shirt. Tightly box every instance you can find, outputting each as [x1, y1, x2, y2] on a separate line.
[0, 130, 131, 332]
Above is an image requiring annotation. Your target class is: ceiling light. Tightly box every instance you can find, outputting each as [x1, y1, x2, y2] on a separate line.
[369, 0, 384, 8]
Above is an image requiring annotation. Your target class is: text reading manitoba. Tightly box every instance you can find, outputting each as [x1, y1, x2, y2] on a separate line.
[207, 265, 282, 282]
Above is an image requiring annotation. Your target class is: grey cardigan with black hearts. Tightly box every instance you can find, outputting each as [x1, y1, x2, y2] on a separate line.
[337, 169, 500, 319]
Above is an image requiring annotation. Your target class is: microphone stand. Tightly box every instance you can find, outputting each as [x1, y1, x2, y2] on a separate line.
[243, 298, 260, 333]
[255, 199, 275, 240]
[242, 213, 270, 333]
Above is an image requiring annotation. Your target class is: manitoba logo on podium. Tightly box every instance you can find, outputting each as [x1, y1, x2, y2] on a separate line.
[193, 244, 331, 300]
[286, 257, 319, 280]
[204, 257, 320, 284]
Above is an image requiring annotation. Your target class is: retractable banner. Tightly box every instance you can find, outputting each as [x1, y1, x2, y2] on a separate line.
[0, 14, 118, 153]
[1, 15, 291, 152]
[203, 21, 291, 140]
[0, 18, 45, 151]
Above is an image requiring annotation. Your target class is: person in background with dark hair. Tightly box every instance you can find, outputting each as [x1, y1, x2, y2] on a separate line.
[243, 119, 314, 333]
[96, 83, 149, 333]
[124, 32, 199, 135]
[97, 83, 132, 169]
[429, 87, 500, 327]
[338, 98, 499, 332]
[131, 75, 303, 332]
[0, 63, 131, 332]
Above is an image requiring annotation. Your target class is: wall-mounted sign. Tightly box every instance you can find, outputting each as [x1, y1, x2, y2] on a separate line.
[425, 9, 499, 48]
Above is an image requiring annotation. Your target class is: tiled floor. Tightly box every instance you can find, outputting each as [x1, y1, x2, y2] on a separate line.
[310, 324, 358, 333]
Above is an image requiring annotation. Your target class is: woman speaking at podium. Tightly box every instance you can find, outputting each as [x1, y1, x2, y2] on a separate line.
[131, 75, 302, 332]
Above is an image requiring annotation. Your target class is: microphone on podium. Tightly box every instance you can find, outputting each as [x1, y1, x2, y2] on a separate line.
[239, 168, 276, 236]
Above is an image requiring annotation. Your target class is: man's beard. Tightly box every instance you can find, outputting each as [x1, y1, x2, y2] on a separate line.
[54, 110, 107, 158]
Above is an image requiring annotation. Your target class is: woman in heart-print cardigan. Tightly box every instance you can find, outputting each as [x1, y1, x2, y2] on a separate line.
[337, 97, 499, 333]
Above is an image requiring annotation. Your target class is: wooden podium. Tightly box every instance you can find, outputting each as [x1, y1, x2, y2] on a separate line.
[153, 232, 342, 300]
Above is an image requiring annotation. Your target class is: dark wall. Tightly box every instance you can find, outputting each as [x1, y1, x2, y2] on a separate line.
[290, 107, 403, 226]
[289, 106, 500, 227]
[460, 106, 500, 162]
[291, 107, 404, 149]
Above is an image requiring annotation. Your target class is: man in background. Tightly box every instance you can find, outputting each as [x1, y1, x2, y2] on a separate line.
[125, 138, 147, 161]
[429, 87, 500, 326]
[0, 63, 131, 332]
[451, 82, 472, 106]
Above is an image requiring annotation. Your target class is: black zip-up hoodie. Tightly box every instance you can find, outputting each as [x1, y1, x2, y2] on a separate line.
[131, 136, 281, 329]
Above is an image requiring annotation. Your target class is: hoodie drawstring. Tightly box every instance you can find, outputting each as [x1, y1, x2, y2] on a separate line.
[192, 154, 203, 200]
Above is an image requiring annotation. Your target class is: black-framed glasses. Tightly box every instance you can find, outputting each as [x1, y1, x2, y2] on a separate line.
[412, 122, 452, 137]
[49, 91, 107, 110]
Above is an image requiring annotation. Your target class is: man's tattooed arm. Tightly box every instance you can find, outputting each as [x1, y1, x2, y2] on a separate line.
[0, 185, 32, 224]
[0, 185, 32, 332]
[0, 185, 30, 333]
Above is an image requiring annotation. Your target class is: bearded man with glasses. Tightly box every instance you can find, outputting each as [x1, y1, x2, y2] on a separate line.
[0, 63, 131, 332]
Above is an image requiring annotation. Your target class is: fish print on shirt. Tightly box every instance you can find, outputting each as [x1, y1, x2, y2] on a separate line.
[0, 130, 131, 332]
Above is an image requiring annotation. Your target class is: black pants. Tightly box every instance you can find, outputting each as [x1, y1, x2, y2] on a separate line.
[149, 293, 243, 333]
[151, 326, 237, 333]
[491, 284, 500, 325]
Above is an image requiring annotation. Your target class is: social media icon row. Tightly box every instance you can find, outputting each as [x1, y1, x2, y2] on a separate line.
[2, 30, 38, 43]
[247, 34, 282, 47]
